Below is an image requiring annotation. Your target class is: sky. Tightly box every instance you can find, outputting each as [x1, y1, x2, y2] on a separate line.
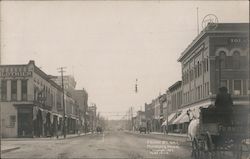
[1, 1, 249, 119]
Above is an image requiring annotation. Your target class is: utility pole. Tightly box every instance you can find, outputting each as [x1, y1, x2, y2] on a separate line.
[131, 107, 133, 131]
[58, 67, 66, 139]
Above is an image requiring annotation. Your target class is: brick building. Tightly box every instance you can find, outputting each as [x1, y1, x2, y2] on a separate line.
[175, 23, 249, 133]
[0, 61, 80, 137]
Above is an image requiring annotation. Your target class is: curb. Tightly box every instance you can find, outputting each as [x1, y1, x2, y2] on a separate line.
[1, 147, 20, 154]
[1, 133, 92, 141]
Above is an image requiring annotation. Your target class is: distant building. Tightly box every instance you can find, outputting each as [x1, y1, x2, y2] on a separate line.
[49, 75, 76, 92]
[88, 104, 97, 132]
[70, 89, 88, 132]
[167, 81, 183, 133]
[134, 111, 146, 131]
[145, 102, 154, 132]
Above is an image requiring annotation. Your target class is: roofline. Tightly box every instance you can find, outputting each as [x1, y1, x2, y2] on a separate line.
[168, 80, 182, 91]
[177, 24, 249, 62]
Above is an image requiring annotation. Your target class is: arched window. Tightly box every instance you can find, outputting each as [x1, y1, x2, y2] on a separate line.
[219, 51, 226, 68]
[233, 51, 240, 69]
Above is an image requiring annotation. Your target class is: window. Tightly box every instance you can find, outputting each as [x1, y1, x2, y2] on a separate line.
[11, 80, 17, 100]
[206, 58, 209, 71]
[221, 80, 228, 88]
[1, 80, 7, 101]
[219, 51, 226, 69]
[199, 62, 202, 76]
[21, 80, 28, 101]
[233, 51, 240, 69]
[207, 82, 210, 96]
[204, 83, 207, 97]
[9, 115, 16, 127]
[197, 61, 200, 76]
[233, 80, 241, 95]
[247, 80, 250, 95]
[203, 60, 206, 73]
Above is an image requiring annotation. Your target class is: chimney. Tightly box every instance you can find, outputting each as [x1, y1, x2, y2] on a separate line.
[28, 60, 35, 65]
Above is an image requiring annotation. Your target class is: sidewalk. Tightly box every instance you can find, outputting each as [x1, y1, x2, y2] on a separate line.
[1, 132, 92, 154]
[1, 145, 20, 154]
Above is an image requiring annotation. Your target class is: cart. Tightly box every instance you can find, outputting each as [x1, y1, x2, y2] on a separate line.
[191, 107, 249, 159]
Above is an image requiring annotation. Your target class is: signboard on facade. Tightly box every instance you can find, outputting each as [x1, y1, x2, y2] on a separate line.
[228, 37, 248, 45]
[0, 71, 32, 77]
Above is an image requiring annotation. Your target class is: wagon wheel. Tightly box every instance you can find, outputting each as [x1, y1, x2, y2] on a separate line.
[192, 137, 200, 159]
[204, 132, 215, 159]
[233, 139, 244, 159]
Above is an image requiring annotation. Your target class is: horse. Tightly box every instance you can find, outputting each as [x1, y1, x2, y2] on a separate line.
[187, 108, 203, 158]
[187, 108, 199, 141]
[187, 107, 215, 158]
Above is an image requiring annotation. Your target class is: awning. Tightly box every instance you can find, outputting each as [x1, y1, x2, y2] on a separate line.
[188, 103, 211, 118]
[167, 113, 176, 122]
[161, 120, 167, 126]
[172, 108, 189, 125]
[172, 102, 212, 124]
[161, 113, 177, 126]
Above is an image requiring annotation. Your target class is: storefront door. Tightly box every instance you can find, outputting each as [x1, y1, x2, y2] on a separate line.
[18, 107, 33, 137]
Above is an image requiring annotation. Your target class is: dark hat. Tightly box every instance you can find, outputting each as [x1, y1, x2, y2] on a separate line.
[219, 87, 228, 93]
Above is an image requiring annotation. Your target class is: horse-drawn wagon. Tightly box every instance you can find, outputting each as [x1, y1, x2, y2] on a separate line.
[188, 106, 249, 159]
[187, 87, 249, 159]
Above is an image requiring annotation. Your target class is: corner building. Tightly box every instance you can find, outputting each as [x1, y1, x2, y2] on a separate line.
[0, 61, 80, 137]
[176, 23, 249, 132]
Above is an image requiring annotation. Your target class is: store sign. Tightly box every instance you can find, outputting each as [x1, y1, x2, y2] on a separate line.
[228, 37, 248, 45]
[0, 71, 32, 77]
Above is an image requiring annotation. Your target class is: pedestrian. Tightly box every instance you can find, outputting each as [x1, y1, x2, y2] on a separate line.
[215, 87, 233, 110]
[214, 87, 233, 124]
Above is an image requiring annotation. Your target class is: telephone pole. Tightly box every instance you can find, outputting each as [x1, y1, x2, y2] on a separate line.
[58, 67, 66, 139]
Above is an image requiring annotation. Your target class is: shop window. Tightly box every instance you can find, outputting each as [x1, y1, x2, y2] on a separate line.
[233, 51, 240, 69]
[1, 80, 7, 101]
[233, 80, 242, 95]
[11, 80, 17, 100]
[21, 80, 28, 101]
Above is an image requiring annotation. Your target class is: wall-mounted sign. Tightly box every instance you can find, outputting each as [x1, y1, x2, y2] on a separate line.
[228, 37, 248, 44]
[0, 71, 32, 77]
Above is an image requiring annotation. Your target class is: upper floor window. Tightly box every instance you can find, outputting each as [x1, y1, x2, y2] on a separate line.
[21, 80, 28, 101]
[219, 51, 226, 69]
[197, 61, 200, 76]
[11, 80, 17, 100]
[206, 58, 209, 71]
[233, 51, 240, 69]
[221, 80, 228, 92]
[1, 80, 7, 101]
[248, 80, 250, 95]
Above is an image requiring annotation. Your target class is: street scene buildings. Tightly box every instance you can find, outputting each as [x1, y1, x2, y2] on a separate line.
[0, 61, 101, 138]
[133, 23, 249, 135]
[0, 2, 249, 158]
